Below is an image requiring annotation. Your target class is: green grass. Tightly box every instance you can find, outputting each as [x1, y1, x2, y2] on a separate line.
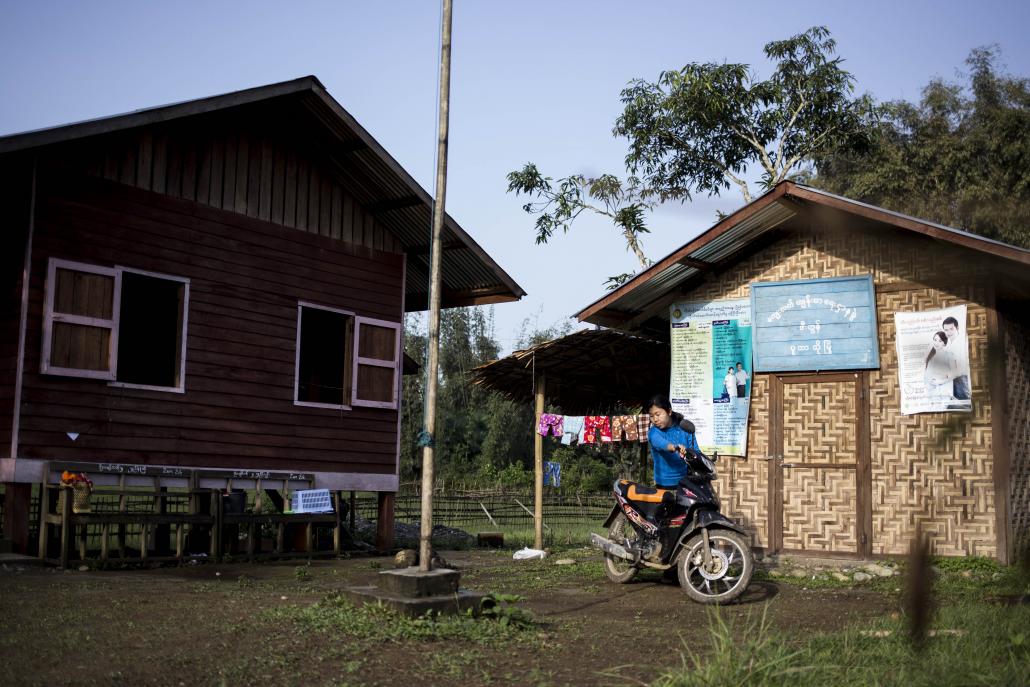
[646, 555, 1030, 686]
[461, 546, 608, 593]
[265, 593, 541, 646]
[649, 601, 1030, 687]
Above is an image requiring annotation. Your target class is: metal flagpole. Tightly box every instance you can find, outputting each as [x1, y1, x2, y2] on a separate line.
[419, 0, 453, 573]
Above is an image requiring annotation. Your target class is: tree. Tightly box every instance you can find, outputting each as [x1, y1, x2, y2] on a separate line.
[810, 47, 1030, 248]
[507, 26, 876, 286]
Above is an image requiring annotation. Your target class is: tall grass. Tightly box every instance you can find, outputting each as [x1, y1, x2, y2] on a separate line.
[653, 602, 1030, 687]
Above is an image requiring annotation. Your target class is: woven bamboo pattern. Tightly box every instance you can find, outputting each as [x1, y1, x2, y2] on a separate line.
[782, 467, 858, 552]
[869, 287, 995, 557]
[1005, 308, 1030, 559]
[676, 224, 1000, 558]
[783, 381, 857, 466]
[715, 377, 769, 547]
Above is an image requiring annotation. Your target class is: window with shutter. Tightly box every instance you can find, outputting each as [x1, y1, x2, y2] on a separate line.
[41, 258, 189, 391]
[351, 317, 401, 409]
[41, 259, 120, 379]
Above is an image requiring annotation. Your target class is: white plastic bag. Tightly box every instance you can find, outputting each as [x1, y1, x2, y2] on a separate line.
[512, 547, 547, 560]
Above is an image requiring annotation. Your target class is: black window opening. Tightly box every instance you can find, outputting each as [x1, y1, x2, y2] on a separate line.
[297, 306, 351, 406]
[116, 272, 185, 388]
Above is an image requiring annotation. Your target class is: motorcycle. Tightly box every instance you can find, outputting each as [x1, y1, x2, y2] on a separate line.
[590, 419, 754, 604]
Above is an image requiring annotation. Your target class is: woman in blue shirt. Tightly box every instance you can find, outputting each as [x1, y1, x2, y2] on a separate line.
[646, 394, 700, 489]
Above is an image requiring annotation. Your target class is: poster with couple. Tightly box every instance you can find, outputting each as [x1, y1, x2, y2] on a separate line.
[669, 299, 752, 456]
[894, 305, 972, 415]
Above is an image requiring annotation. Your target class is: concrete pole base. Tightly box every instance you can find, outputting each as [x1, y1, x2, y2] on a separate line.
[345, 567, 488, 617]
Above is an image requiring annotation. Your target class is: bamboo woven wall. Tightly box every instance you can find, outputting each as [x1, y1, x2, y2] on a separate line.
[713, 372, 769, 548]
[680, 222, 998, 557]
[1005, 307, 1030, 560]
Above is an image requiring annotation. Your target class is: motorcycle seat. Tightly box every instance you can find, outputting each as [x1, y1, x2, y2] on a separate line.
[616, 480, 675, 520]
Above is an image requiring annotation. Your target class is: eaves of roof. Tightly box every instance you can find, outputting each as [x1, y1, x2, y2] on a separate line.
[576, 181, 1030, 326]
[0, 76, 526, 310]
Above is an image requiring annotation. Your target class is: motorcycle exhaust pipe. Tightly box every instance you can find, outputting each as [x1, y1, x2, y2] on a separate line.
[590, 533, 635, 561]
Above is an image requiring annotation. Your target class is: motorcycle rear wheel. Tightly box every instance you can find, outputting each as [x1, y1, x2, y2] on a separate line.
[603, 513, 639, 584]
[676, 529, 753, 604]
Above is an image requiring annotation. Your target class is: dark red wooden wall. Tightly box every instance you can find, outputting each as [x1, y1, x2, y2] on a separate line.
[16, 169, 404, 475]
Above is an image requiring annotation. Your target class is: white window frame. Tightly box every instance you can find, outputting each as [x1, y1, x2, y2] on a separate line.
[41, 258, 189, 393]
[107, 266, 190, 394]
[41, 258, 121, 380]
[351, 316, 402, 410]
[294, 301, 355, 410]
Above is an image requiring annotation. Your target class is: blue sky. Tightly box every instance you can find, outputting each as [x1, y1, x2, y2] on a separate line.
[3, 1, 1028, 354]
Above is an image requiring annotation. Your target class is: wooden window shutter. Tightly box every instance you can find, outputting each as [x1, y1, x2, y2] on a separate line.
[351, 317, 402, 409]
[41, 258, 120, 380]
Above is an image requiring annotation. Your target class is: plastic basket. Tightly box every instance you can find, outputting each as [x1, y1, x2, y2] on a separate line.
[292, 489, 333, 514]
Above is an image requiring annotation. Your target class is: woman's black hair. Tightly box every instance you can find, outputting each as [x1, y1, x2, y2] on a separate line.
[646, 394, 672, 413]
[925, 330, 948, 366]
[646, 394, 682, 425]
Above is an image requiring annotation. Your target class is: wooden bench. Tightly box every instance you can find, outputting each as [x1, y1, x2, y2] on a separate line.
[38, 462, 218, 568]
[39, 463, 356, 567]
[206, 470, 352, 561]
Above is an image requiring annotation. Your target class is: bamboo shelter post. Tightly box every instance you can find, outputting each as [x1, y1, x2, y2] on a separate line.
[419, 0, 453, 573]
[534, 371, 545, 549]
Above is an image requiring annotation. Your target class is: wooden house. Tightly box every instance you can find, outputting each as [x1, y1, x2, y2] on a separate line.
[576, 182, 1029, 563]
[0, 77, 524, 552]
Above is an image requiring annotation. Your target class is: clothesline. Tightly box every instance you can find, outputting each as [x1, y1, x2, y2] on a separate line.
[537, 413, 652, 446]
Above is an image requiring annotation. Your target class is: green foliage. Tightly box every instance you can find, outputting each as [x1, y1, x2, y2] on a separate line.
[506, 164, 654, 270]
[507, 27, 875, 282]
[649, 608, 809, 687]
[650, 602, 1030, 687]
[267, 594, 537, 645]
[617, 26, 875, 204]
[400, 307, 535, 487]
[478, 592, 534, 628]
[811, 46, 1030, 247]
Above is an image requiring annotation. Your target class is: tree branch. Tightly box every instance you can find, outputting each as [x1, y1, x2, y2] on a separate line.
[775, 95, 807, 177]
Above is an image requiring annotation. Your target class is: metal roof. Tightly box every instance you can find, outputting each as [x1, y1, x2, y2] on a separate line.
[0, 76, 526, 311]
[470, 328, 670, 414]
[576, 181, 1030, 328]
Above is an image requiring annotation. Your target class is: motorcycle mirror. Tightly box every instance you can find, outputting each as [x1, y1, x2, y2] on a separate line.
[679, 418, 696, 434]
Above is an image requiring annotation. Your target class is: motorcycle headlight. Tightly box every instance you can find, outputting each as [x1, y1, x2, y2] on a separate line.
[700, 455, 715, 473]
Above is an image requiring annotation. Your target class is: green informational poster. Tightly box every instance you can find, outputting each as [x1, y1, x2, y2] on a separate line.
[669, 299, 752, 456]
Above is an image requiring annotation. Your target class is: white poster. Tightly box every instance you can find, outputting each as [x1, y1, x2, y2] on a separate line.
[894, 305, 972, 415]
[670, 299, 752, 456]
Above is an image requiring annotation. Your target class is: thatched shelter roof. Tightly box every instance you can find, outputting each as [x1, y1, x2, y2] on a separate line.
[470, 328, 669, 414]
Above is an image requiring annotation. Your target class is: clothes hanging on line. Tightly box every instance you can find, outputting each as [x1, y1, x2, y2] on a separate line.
[559, 416, 585, 445]
[583, 415, 612, 444]
[634, 414, 652, 442]
[537, 413, 563, 437]
[611, 415, 639, 442]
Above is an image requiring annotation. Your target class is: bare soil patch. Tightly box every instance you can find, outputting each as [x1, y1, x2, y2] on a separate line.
[0, 550, 895, 686]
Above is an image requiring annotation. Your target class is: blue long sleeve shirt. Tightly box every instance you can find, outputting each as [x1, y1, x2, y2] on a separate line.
[648, 423, 700, 487]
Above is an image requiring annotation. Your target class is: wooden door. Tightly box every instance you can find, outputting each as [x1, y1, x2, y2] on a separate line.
[770, 373, 870, 556]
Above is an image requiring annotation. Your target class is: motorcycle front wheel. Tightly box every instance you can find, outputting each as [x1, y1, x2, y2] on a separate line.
[676, 529, 753, 604]
[602, 513, 639, 584]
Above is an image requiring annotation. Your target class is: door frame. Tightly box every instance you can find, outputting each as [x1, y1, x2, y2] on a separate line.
[768, 371, 872, 558]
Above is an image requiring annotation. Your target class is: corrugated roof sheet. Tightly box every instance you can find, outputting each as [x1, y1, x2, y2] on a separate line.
[0, 76, 525, 310]
[576, 181, 1030, 327]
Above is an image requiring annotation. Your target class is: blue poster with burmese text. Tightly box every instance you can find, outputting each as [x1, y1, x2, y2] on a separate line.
[750, 275, 879, 372]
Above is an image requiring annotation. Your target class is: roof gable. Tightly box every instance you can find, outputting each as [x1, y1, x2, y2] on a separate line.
[0, 77, 525, 310]
[577, 181, 1030, 327]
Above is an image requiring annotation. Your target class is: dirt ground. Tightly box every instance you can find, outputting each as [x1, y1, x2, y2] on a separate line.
[0, 550, 896, 686]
